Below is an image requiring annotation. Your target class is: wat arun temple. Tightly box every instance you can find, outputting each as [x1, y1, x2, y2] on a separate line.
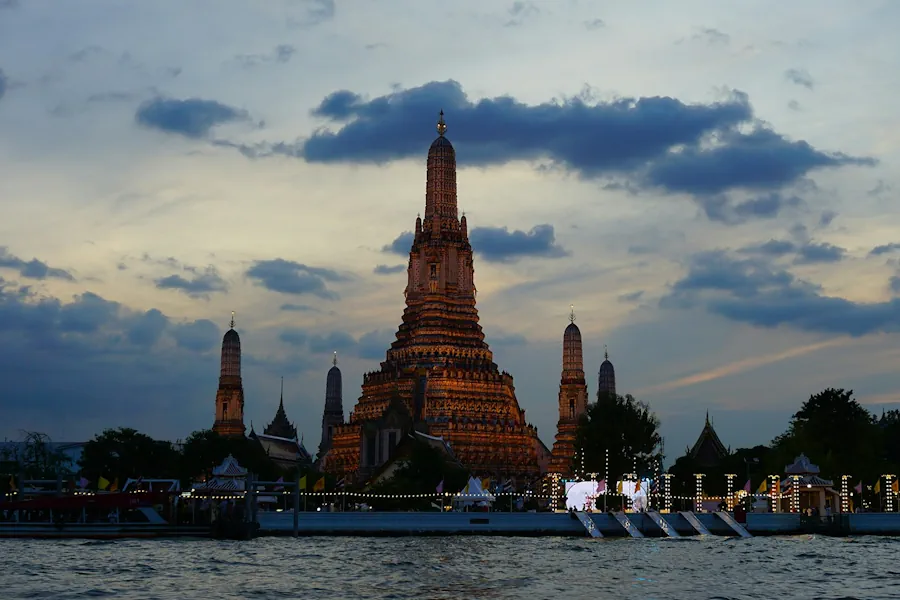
[212, 112, 617, 484]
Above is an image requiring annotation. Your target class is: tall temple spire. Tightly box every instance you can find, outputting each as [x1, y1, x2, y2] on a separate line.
[212, 317, 245, 437]
[550, 313, 588, 478]
[322, 109, 542, 479]
[318, 355, 345, 462]
[598, 344, 617, 398]
[437, 109, 447, 136]
[264, 376, 297, 440]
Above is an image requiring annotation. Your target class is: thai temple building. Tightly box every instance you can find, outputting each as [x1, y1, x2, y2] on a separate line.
[212, 313, 245, 437]
[687, 412, 729, 469]
[322, 112, 542, 481]
[318, 352, 345, 461]
[598, 345, 616, 397]
[249, 378, 313, 470]
[548, 309, 588, 477]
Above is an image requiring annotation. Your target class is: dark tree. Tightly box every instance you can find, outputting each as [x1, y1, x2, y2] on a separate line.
[367, 441, 468, 511]
[575, 392, 663, 483]
[881, 409, 900, 472]
[771, 388, 881, 481]
[178, 430, 279, 485]
[79, 428, 180, 484]
[0, 431, 73, 478]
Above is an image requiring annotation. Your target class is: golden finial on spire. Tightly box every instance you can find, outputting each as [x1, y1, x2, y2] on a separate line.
[230, 311, 235, 329]
[569, 304, 575, 324]
[437, 109, 447, 136]
[604, 344, 609, 360]
[333, 351, 338, 367]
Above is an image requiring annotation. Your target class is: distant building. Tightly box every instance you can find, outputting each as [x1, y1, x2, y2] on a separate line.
[212, 313, 245, 437]
[318, 353, 345, 462]
[597, 346, 616, 398]
[249, 379, 312, 471]
[264, 378, 298, 440]
[687, 412, 729, 468]
[549, 309, 588, 478]
[323, 112, 542, 481]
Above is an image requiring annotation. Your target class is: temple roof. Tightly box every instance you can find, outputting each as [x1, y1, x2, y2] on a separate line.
[688, 412, 729, 466]
[264, 380, 298, 440]
[211, 454, 247, 477]
[784, 453, 820, 475]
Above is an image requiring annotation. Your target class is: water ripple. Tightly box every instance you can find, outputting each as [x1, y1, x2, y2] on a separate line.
[0, 535, 898, 599]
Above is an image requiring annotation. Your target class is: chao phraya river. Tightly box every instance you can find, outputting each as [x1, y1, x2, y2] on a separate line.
[1, 535, 898, 599]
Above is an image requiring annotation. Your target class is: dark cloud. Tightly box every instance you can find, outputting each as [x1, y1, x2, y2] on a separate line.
[234, 44, 296, 68]
[125, 309, 169, 346]
[278, 327, 307, 347]
[644, 129, 872, 196]
[135, 97, 249, 139]
[280, 303, 319, 312]
[287, 0, 335, 28]
[382, 232, 414, 256]
[0, 281, 224, 441]
[234, 80, 871, 215]
[154, 266, 228, 298]
[818, 211, 837, 228]
[738, 239, 797, 258]
[246, 259, 346, 299]
[308, 331, 357, 354]
[373, 264, 406, 275]
[357, 329, 394, 360]
[0, 247, 75, 281]
[170, 319, 219, 352]
[691, 27, 730, 45]
[787, 100, 801, 111]
[618, 290, 644, 303]
[870, 243, 900, 257]
[868, 180, 892, 197]
[662, 251, 900, 336]
[699, 192, 803, 224]
[584, 18, 605, 30]
[793, 242, 845, 264]
[785, 68, 815, 90]
[469, 224, 569, 262]
[891, 275, 900, 295]
[505, 1, 539, 27]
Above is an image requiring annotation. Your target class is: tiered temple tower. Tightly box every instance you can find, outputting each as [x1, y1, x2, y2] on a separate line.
[318, 352, 345, 459]
[598, 345, 616, 398]
[324, 112, 541, 479]
[212, 312, 245, 437]
[549, 308, 588, 477]
[263, 377, 298, 439]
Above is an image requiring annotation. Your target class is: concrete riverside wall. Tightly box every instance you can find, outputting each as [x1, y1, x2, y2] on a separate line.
[256, 511, 900, 537]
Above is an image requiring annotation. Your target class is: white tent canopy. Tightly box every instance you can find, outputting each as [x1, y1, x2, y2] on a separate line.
[453, 477, 495, 506]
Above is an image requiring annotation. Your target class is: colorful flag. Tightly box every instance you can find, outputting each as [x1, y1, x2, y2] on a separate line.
[98, 476, 110, 491]
[743, 479, 751, 493]
[756, 479, 767, 494]
[854, 481, 863, 494]
[436, 480, 444, 494]
[313, 477, 325, 492]
[635, 480, 642, 492]
[77, 477, 89, 489]
[596, 479, 606, 494]
[108, 478, 119, 492]
[893, 479, 899, 494]
[274, 476, 284, 491]
[298, 475, 307, 490]
[616, 480, 623, 494]
[481, 477, 491, 492]
[874, 480, 881, 494]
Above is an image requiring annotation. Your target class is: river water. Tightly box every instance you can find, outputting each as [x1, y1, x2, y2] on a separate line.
[1, 535, 897, 599]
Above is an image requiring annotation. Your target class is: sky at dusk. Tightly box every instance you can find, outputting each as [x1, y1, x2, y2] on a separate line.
[1, 0, 899, 462]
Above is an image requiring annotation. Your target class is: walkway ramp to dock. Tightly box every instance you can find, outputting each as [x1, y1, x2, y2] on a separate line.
[647, 511, 680, 537]
[715, 511, 752, 537]
[574, 511, 603, 538]
[611, 512, 644, 538]
[679, 511, 712, 536]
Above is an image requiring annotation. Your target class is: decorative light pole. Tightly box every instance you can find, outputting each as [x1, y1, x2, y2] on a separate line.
[886, 475, 896, 513]
[841, 475, 850, 513]
[725, 474, 736, 511]
[694, 474, 704, 512]
[662, 473, 673, 513]
[769, 475, 780, 513]
[790, 475, 801, 513]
